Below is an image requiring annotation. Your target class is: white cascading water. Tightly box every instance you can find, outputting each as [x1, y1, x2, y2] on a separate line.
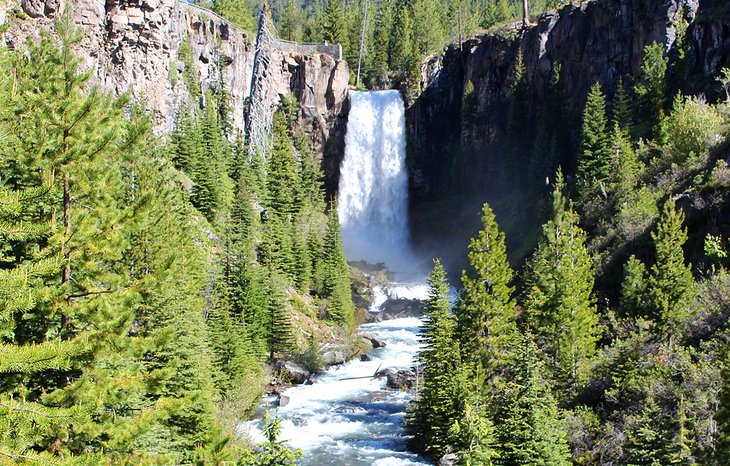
[338, 91, 413, 272]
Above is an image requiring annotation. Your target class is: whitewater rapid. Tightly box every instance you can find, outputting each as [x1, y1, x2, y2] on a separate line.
[241, 283, 431, 465]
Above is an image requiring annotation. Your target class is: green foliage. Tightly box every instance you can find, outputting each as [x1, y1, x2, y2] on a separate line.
[666, 94, 723, 160]
[635, 43, 668, 141]
[494, 334, 571, 466]
[322, 202, 355, 325]
[620, 255, 650, 317]
[240, 410, 302, 465]
[322, 0, 346, 45]
[455, 203, 517, 378]
[577, 82, 611, 204]
[211, 0, 257, 32]
[524, 172, 599, 388]
[409, 259, 461, 455]
[648, 201, 695, 339]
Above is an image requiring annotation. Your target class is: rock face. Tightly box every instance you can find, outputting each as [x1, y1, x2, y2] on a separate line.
[7, 0, 349, 155]
[407, 0, 729, 268]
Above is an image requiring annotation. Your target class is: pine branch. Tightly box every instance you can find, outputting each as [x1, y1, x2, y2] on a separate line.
[0, 450, 56, 465]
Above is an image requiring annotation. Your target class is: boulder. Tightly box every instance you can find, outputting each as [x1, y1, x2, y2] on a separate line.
[376, 367, 416, 390]
[274, 361, 310, 384]
[322, 349, 346, 365]
[361, 332, 387, 348]
[277, 394, 290, 407]
[359, 353, 373, 362]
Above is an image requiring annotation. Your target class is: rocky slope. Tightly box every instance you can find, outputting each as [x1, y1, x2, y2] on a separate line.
[407, 0, 730, 269]
[3, 0, 349, 167]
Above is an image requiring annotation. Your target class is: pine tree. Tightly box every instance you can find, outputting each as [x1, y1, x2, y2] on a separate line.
[648, 201, 695, 340]
[280, 1, 302, 41]
[267, 269, 295, 360]
[412, 0, 446, 55]
[624, 393, 673, 465]
[612, 78, 633, 135]
[368, 0, 392, 87]
[409, 259, 461, 455]
[322, 203, 355, 325]
[494, 334, 571, 466]
[635, 43, 668, 141]
[267, 112, 301, 219]
[322, 0, 346, 45]
[388, 0, 413, 70]
[610, 120, 640, 207]
[716, 344, 730, 464]
[577, 82, 611, 204]
[524, 172, 599, 388]
[455, 203, 518, 378]
[620, 255, 650, 317]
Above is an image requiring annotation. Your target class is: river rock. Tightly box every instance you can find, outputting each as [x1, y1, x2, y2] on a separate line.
[376, 367, 416, 390]
[359, 354, 372, 362]
[275, 361, 310, 384]
[361, 332, 387, 348]
[322, 349, 346, 365]
[277, 394, 290, 407]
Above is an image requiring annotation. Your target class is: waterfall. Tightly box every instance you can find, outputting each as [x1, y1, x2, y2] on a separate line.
[338, 90, 412, 271]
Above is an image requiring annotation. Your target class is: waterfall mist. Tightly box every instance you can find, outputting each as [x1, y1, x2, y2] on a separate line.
[338, 91, 417, 275]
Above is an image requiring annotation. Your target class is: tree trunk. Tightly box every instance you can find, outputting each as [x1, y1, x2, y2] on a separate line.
[62, 172, 71, 284]
[523, 0, 529, 27]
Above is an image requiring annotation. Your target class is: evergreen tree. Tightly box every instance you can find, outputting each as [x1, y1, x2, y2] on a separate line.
[412, 0, 446, 55]
[524, 172, 599, 388]
[648, 201, 695, 340]
[455, 203, 517, 378]
[267, 269, 295, 360]
[211, 0, 257, 31]
[267, 112, 301, 219]
[610, 120, 641, 207]
[716, 345, 730, 464]
[494, 334, 571, 466]
[577, 82, 611, 204]
[635, 43, 668, 141]
[388, 0, 413, 70]
[612, 78, 633, 135]
[368, 0, 392, 87]
[409, 259, 461, 455]
[322, 203, 355, 325]
[624, 393, 674, 465]
[280, 1, 303, 41]
[620, 255, 650, 317]
[322, 0, 346, 45]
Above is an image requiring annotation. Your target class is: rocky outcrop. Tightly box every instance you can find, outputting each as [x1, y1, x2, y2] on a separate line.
[5, 0, 349, 150]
